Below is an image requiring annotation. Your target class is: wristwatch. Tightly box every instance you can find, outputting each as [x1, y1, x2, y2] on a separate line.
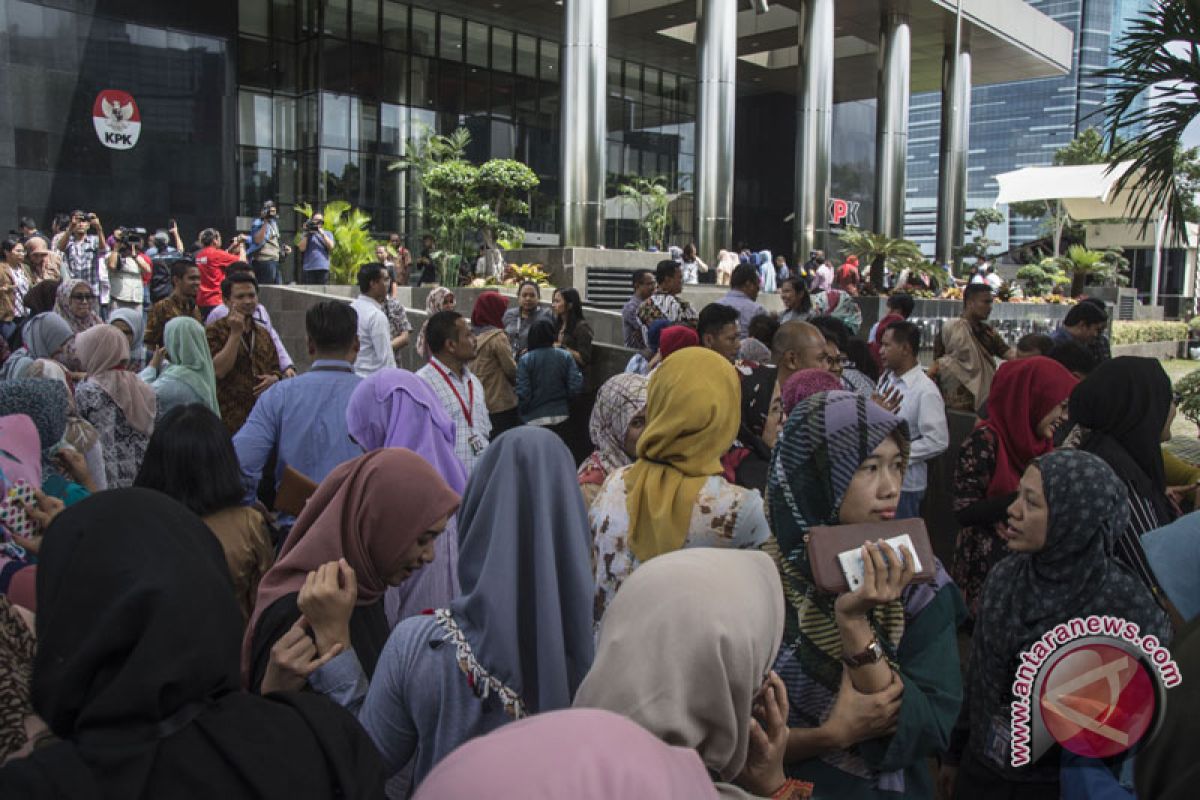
[841, 637, 885, 668]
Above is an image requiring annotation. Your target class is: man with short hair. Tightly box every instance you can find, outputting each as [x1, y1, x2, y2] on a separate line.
[637, 259, 698, 340]
[205, 268, 296, 377]
[717, 263, 767, 337]
[698, 302, 741, 363]
[297, 212, 335, 285]
[234, 300, 363, 525]
[58, 210, 109, 302]
[931, 282, 1013, 412]
[146, 222, 188, 302]
[350, 262, 396, 377]
[145, 260, 202, 350]
[18, 217, 49, 249]
[771, 320, 835, 387]
[1050, 301, 1108, 348]
[867, 291, 914, 344]
[878, 321, 948, 519]
[207, 272, 281, 434]
[1077, 297, 1112, 362]
[417, 310, 491, 473]
[622, 269, 656, 352]
[195, 228, 246, 319]
[247, 200, 290, 286]
[809, 250, 833, 291]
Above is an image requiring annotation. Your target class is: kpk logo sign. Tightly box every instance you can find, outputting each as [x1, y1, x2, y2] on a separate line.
[828, 197, 861, 228]
[92, 90, 141, 150]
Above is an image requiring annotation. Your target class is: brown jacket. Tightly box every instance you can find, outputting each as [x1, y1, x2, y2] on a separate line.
[473, 327, 518, 414]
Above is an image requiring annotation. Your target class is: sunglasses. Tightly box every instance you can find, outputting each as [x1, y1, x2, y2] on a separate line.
[70, 293, 94, 301]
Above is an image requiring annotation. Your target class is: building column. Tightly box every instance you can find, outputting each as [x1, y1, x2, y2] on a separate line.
[560, 0, 606, 247]
[794, 0, 835, 262]
[874, 10, 910, 240]
[695, 0, 737, 264]
[935, 36, 971, 267]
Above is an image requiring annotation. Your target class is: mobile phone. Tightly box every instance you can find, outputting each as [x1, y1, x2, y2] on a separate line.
[837, 534, 923, 592]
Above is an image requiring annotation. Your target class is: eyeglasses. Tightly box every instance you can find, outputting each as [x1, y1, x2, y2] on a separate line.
[70, 293, 94, 301]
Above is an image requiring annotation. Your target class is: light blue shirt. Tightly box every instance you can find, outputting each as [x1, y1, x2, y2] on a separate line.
[716, 288, 768, 338]
[232, 359, 363, 515]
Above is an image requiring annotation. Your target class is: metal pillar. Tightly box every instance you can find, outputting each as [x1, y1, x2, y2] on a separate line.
[794, 0, 835, 262]
[695, 0, 737, 264]
[560, 0, 606, 247]
[935, 35, 971, 268]
[874, 11, 910, 240]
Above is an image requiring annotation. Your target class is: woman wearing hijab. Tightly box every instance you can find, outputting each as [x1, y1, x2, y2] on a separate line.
[625, 318, 670, 375]
[757, 249, 778, 293]
[1142, 511, 1200, 624]
[415, 287, 456, 360]
[53, 278, 101, 335]
[306, 428, 593, 790]
[717, 248, 739, 286]
[502, 280, 550, 355]
[952, 356, 1077, 618]
[0, 382, 95, 503]
[134, 404, 273, 623]
[516, 318, 583, 430]
[942, 450, 1170, 799]
[0, 595, 38, 763]
[243, 448, 461, 692]
[591, 347, 769, 626]
[781, 368, 844, 417]
[813, 288, 863, 334]
[658, 324, 699, 360]
[576, 549, 811, 799]
[108, 306, 146, 369]
[0, 312, 74, 381]
[767, 390, 964, 798]
[577, 372, 648, 507]
[139, 316, 220, 420]
[414, 709, 718, 800]
[0, 489, 386, 799]
[73, 324, 156, 488]
[469, 291, 519, 434]
[1067, 356, 1178, 597]
[24, 358, 106, 492]
[345, 368, 468, 625]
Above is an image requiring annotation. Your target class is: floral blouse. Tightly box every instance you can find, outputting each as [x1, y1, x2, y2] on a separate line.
[950, 426, 1007, 618]
[75, 382, 150, 489]
[590, 464, 771, 629]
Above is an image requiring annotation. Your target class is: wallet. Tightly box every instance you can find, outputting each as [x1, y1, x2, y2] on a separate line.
[274, 466, 318, 517]
[806, 517, 937, 595]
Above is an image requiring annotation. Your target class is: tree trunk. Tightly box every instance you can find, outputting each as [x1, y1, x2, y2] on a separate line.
[1071, 271, 1086, 298]
[871, 254, 886, 293]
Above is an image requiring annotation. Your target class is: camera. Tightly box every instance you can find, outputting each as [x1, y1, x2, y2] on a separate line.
[304, 219, 320, 232]
[117, 226, 147, 249]
[262, 201, 278, 219]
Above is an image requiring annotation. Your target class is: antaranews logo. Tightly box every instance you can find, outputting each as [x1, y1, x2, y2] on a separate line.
[1010, 615, 1181, 767]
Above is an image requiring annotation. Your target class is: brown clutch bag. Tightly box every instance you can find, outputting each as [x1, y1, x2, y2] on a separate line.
[274, 466, 318, 517]
[805, 517, 937, 595]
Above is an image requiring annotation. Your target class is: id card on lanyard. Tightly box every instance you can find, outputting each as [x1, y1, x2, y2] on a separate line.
[429, 360, 486, 456]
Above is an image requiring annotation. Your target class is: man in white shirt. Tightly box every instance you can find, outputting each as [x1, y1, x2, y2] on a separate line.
[417, 310, 492, 473]
[877, 320, 948, 520]
[349, 262, 396, 377]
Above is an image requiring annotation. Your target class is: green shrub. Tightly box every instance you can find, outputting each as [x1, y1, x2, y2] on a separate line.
[1110, 320, 1190, 345]
[1176, 368, 1200, 425]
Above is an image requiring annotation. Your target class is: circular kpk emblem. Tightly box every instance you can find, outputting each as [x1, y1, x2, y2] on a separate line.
[93, 89, 142, 150]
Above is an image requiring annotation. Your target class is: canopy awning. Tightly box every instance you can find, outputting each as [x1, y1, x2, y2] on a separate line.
[993, 161, 1149, 220]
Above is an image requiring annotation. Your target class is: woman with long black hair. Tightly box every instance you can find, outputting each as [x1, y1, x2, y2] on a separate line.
[552, 287, 593, 372]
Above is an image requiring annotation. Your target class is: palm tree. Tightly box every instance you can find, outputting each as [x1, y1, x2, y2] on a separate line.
[294, 201, 381, 285]
[1096, 1, 1200, 243]
[836, 227, 931, 292]
[1052, 245, 1126, 297]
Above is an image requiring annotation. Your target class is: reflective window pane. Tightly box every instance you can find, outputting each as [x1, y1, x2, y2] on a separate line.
[351, 0, 379, 43]
[381, 50, 408, 105]
[439, 15, 463, 62]
[492, 28, 514, 73]
[466, 21, 488, 68]
[239, 91, 274, 148]
[321, 92, 351, 149]
[325, 0, 349, 38]
[240, 0, 269, 37]
[411, 8, 436, 56]
[516, 34, 537, 78]
[540, 40, 559, 83]
[274, 96, 297, 150]
[382, 1, 408, 49]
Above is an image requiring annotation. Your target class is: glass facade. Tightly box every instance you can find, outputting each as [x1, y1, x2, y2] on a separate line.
[903, 0, 1152, 257]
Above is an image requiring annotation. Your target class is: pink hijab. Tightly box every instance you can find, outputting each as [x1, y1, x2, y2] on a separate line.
[241, 448, 460, 679]
[73, 325, 156, 436]
[413, 709, 717, 800]
[781, 368, 844, 416]
[0, 414, 42, 490]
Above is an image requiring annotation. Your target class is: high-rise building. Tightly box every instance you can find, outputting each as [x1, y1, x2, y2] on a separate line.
[904, 0, 1152, 257]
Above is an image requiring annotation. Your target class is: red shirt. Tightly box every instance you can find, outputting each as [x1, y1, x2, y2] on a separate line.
[194, 247, 241, 308]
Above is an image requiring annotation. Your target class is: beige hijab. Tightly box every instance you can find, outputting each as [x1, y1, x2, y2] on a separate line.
[574, 549, 785, 787]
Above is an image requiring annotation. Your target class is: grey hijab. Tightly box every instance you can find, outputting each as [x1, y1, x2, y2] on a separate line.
[0, 313, 73, 380]
[448, 426, 595, 714]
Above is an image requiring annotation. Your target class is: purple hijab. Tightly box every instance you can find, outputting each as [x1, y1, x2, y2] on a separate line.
[345, 368, 467, 493]
[345, 368, 468, 624]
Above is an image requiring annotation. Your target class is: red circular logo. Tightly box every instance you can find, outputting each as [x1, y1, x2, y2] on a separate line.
[1038, 642, 1156, 758]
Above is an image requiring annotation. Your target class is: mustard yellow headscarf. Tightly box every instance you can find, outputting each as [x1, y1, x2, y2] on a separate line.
[624, 347, 740, 562]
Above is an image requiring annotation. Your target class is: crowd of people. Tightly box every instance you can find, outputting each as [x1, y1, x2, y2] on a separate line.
[0, 210, 1197, 800]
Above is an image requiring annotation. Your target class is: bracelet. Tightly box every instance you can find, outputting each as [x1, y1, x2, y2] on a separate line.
[770, 778, 814, 800]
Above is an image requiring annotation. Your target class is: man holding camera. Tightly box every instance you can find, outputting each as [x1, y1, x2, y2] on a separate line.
[248, 201, 290, 286]
[297, 212, 334, 286]
[104, 228, 152, 312]
[57, 211, 109, 305]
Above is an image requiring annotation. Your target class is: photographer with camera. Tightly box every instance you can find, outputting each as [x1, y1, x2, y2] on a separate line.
[195, 229, 247, 321]
[248, 200, 290, 286]
[104, 227, 152, 312]
[297, 212, 334, 286]
[57, 211, 109, 307]
[146, 220, 188, 303]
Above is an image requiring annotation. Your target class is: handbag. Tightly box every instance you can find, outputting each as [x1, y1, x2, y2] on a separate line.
[805, 517, 937, 595]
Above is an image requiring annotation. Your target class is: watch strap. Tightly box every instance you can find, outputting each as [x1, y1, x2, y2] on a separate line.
[841, 637, 884, 668]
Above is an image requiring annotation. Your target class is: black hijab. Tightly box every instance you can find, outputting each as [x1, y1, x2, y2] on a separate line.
[968, 451, 1170, 777]
[0, 489, 385, 799]
[1069, 355, 1175, 524]
[527, 318, 557, 351]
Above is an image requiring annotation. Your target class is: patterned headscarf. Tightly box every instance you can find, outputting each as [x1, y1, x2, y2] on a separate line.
[781, 368, 844, 417]
[0, 595, 35, 761]
[813, 290, 863, 334]
[416, 287, 456, 359]
[579, 373, 648, 481]
[25, 359, 100, 454]
[968, 449, 1171, 777]
[0, 379, 69, 482]
[767, 391, 910, 693]
[54, 279, 102, 334]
